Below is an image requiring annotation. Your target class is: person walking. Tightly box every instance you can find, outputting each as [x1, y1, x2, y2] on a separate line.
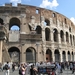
[19, 63, 26, 75]
[30, 64, 38, 75]
[4, 62, 10, 75]
[12, 62, 15, 72]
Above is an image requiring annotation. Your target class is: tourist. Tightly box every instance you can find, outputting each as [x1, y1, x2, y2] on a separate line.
[4, 62, 10, 75]
[19, 63, 26, 75]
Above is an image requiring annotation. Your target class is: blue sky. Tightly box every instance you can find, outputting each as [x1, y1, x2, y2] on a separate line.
[1, 0, 75, 25]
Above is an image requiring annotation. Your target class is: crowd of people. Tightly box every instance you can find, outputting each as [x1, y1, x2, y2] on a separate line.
[0, 61, 75, 75]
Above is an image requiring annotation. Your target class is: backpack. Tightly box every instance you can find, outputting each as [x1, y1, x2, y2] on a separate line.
[4, 64, 9, 70]
[19, 68, 22, 75]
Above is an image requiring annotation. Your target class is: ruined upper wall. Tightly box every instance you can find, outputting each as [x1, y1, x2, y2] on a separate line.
[0, 3, 75, 31]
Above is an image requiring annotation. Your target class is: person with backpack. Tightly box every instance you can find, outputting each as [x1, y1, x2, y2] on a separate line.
[4, 62, 10, 75]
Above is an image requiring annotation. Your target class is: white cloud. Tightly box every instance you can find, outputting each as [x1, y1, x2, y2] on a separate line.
[70, 17, 75, 25]
[40, 0, 59, 9]
[10, 0, 21, 6]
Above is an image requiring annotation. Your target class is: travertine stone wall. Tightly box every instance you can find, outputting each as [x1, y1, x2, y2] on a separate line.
[0, 3, 75, 63]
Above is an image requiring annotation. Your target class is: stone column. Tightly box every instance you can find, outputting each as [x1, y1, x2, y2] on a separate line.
[70, 51, 72, 61]
[20, 14, 26, 32]
[19, 44, 25, 63]
[3, 13, 9, 30]
[58, 31, 61, 44]
[74, 52, 75, 61]
[0, 41, 3, 63]
[42, 28, 45, 41]
[36, 43, 40, 62]
[57, 20, 60, 28]
[60, 51, 63, 62]
[43, 45, 46, 62]
[50, 18, 53, 25]
[50, 29, 54, 42]
[66, 51, 68, 61]
[71, 36, 74, 46]
[52, 50, 55, 62]
[21, 46, 25, 63]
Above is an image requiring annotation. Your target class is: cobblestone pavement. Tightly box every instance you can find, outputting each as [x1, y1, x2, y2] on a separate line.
[0, 69, 75, 75]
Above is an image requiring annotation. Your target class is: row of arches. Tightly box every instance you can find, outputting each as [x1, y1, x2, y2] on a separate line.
[45, 28, 75, 46]
[8, 47, 74, 63]
[0, 17, 75, 46]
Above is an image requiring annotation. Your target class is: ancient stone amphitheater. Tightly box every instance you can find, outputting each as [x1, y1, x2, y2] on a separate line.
[0, 3, 75, 64]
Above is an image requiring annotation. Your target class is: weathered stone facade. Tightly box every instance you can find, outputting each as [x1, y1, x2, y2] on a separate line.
[0, 3, 75, 63]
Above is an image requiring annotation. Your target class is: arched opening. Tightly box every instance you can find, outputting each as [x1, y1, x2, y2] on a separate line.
[66, 32, 69, 43]
[62, 51, 66, 62]
[68, 51, 70, 61]
[8, 47, 20, 63]
[11, 25, 19, 30]
[52, 13, 56, 17]
[54, 49, 60, 62]
[0, 18, 4, 25]
[46, 49, 52, 62]
[60, 30, 64, 42]
[36, 26, 42, 34]
[70, 34, 72, 45]
[53, 29, 58, 42]
[9, 17, 20, 31]
[26, 47, 36, 63]
[72, 52, 74, 61]
[44, 19, 50, 26]
[73, 35, 75, 46]
[69, 27, 71, 32]
[45, 28, 50, 41]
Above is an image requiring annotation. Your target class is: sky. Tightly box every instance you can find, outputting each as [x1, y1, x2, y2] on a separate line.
[0, 0, 75, 25]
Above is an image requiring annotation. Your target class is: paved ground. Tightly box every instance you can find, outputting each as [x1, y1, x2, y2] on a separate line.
[0, 68, 75, 75]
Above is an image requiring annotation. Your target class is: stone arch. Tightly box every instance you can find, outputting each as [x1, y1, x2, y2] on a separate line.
[72, 51, 74, 61]
[54, 49, 60, 62]
[70, 34, 72, 45]
[67, 51, 70, 61]
[8, 47, 20, 63]
[53, 28, 58, 42]
[9, 17, 20, 30]
[44, 18, 50, 26]
[52, 13, 56, 17]
[66, 32, 69, 43]
[26, 47, 36, 63]
[0, 18, 4, 25]
[46, 49, 52, 62]
[62, 51, 66, 62]
[36, 25, 42, 34]
[60, 30, 64, 42]
[45, 28, 50, 41]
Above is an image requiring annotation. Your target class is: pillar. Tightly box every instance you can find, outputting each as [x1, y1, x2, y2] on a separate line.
[66, 51, 68, 61]
[52, 50, 55, 62]
[21, 46, 25, 63]
[60, 51, 63, 62]
[58, 31, 61, 44]
[50, 29, 54, 42]
[0, 41, 3, 63]
[43, 45, 46, 62]
[20, 14, 26, 32]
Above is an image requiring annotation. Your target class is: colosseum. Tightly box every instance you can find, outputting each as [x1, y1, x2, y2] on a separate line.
[0, 3, 75, 64]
